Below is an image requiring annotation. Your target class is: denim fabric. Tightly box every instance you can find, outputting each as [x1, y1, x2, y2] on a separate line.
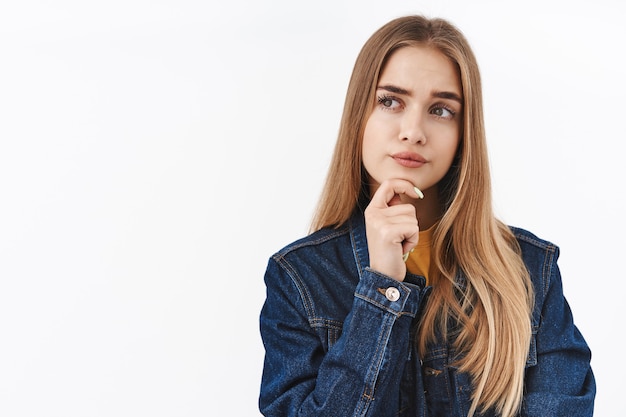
[259, 211, 595, 416]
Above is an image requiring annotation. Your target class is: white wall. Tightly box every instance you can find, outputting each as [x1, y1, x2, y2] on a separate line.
[0, 1, 623, 415]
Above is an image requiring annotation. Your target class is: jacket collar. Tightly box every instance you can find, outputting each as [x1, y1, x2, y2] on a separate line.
[348, 210, 369, 280]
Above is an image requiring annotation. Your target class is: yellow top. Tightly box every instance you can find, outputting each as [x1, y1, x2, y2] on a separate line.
[405, 222, 436, 284]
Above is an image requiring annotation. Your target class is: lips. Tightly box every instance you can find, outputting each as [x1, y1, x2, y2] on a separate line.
[391, 152, 427, 168]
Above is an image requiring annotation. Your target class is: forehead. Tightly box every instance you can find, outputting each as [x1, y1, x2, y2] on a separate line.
[379, 45, 462, 95]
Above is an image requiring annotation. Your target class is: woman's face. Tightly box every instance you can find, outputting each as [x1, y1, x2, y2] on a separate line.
[362, 45, 462, 198]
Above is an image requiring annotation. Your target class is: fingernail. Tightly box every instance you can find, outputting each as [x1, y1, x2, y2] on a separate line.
[414, 186, 424, 199]
[410, 248, 415, 253]
[403, 252, 410, 262]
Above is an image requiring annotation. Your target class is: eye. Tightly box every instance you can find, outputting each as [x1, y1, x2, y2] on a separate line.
[377, 95, 401, 111]
[431, 105, 455, 119]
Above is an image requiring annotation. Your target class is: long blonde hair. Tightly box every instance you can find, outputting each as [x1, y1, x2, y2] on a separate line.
[311, 16, 534, 417]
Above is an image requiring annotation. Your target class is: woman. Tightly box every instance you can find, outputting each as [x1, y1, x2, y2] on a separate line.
[259, 15, 595, 417]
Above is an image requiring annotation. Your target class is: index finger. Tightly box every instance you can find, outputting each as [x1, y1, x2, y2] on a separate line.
[369, 179, 424, 208]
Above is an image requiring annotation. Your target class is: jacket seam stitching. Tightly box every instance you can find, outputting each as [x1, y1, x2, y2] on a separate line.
[272, 254, 317, 320]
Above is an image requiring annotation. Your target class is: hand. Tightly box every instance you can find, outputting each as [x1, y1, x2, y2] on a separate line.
[364, 179, 422, 281]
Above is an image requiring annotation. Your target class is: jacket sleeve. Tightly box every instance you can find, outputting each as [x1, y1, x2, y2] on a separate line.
[521, 257, 596, 416]
[259, 256, 427, 417]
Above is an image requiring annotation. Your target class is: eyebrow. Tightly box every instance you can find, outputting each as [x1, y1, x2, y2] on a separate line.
[377, 84, 463, 103]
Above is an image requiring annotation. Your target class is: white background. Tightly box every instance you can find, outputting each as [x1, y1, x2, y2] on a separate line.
[0, 1, 624, 416]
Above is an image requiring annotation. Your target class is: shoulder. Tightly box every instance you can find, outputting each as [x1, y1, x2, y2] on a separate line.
[508, 226, 561, 297]
[268, 223, 358, 288]
[264, 223, 359, 321]
[509, 226, 560, 255]
[274, 225, 351, 259]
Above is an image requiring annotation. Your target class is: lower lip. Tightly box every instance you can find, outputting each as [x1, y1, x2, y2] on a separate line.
[392, 157, 425, 168]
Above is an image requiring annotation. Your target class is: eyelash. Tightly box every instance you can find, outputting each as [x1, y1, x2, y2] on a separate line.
[432, 104, 456, 119]
[376, 94, 457, 119]
[377, 94, 401, 110]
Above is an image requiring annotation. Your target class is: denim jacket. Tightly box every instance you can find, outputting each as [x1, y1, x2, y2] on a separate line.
[259, 211, 595, 416]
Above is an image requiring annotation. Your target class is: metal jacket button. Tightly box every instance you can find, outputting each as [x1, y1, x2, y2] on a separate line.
[385, 287, 400, 302]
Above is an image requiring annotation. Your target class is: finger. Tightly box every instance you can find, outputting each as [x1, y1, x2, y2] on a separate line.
[374, 204, 417, 220]
[388, 194, 402, 207]
[401, 231, 418, 255]
[369, 179, 423, 208]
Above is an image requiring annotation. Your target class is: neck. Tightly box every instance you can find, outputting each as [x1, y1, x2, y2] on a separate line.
[399, 185, 443, 230]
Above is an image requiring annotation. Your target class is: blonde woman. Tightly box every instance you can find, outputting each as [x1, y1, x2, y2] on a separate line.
[259, 15, 595, 417]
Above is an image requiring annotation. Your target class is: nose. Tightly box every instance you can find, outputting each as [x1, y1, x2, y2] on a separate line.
[399, 110, 427, 145]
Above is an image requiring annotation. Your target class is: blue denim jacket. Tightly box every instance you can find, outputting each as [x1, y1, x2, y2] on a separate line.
[259, 211, 595, 416]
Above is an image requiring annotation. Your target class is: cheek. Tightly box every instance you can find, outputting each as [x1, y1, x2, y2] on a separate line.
[437, 124, 460, 157]
[444, 136, 459, 157]
[429, 129, 459, 170]
[362, 113, 391, 147]
[361, 116, 378, 159]
[443, 138, 460, 168]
